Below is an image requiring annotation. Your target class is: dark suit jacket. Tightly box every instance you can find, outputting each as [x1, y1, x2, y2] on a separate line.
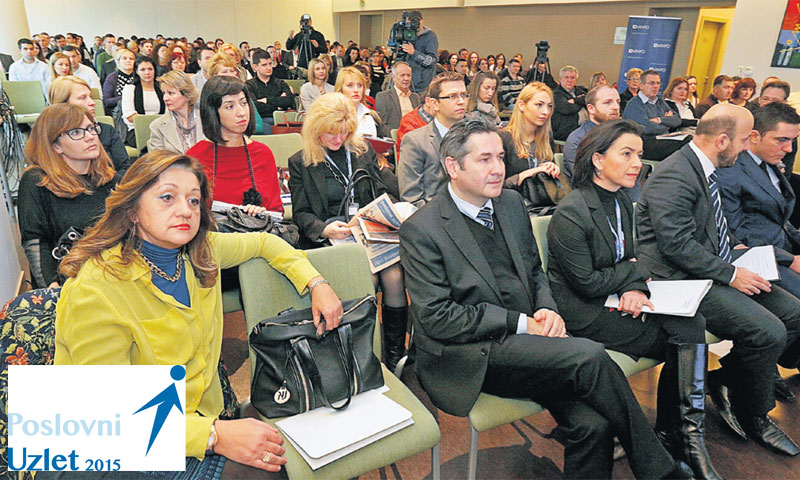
[99, 60, 116, 86]
[399, 189, 558, 416]
[288, 146, 387, 244]
[665, 98, 698, 127]
[375, 88, 421, 131]
[718, 150, 800, 253]
[636, 143, 741, 283]
[547, 187, 650, 330]
[552, 84, 587, 141]
[695, 94, 720, 118]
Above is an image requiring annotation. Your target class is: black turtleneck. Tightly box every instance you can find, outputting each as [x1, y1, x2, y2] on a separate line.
[593, 183, 619, 224]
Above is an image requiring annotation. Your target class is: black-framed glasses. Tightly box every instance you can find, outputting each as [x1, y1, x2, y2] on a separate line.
[60, 124, 101, 141]
[437, 93, 469, 101]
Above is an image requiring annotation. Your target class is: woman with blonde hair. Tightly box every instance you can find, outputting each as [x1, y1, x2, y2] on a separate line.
[148, 71, 205, 153]
[589, 72, 608, 90]
[288, 92, 409, 372]
[299, 57, 334, 112]
[48, 52, 73, 82]
[55, 150, 342, 477]
[218, 42, 251, 82]
[101, 48, 136, 113]
[466, 70, 501, 125]
[334, 66, 389, 138]
[501, 82, 561, 191]
[49, 76, 130, 172]
[619, 67, 643, 113]
[17, 103, 119, 289]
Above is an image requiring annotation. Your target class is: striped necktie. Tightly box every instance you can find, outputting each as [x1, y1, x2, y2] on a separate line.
[477, 207, 494, 230]
[708, 172, 732, 262]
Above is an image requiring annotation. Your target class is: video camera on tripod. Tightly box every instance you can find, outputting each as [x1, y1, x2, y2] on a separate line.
[529, 40, 552, 84]
[299, 14, 312, 34]
[387, 11, 419, 61]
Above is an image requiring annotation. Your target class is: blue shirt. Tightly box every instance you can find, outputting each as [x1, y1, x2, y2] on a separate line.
[622, 91, 681, 135]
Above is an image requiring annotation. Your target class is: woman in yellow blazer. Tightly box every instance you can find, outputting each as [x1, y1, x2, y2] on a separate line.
[55, 150, 343, 477]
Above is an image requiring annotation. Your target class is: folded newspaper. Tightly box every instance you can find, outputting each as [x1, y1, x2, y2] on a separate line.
[332, 194, 417, 273]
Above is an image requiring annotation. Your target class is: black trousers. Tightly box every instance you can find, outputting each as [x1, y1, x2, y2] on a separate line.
[643, 136, 691, 161]
[697, 283, 800, 415]
[481, 335, 675, 479]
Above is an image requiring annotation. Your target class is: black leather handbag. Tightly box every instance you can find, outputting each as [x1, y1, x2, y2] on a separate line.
[217, 206, 300, 246]
[249, 295, 384, 418]
[522, 172, 572, 216]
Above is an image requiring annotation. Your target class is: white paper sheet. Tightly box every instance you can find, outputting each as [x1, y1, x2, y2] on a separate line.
[732, 245, 780, 281]
[604, 279, 713, 317]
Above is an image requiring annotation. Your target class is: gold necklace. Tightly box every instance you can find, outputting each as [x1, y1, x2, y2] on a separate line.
[139, 250, 183, 283]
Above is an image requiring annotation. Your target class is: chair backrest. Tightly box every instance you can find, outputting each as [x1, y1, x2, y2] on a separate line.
[90, 88, 101, 100]
[553, 153, 564, 171]
[2, 81, 47, 116]
[390, 128, 399, 160]
[133, 114, 162, 154]
[251, 133, 303, 169]
[284, 79, 306, 95]
[239, 243, 379, 379]
[272, 110, 300, 125]
[530, 215, 552, 272]
[95, 115, 114, 127]
[94, 101, 105, 117]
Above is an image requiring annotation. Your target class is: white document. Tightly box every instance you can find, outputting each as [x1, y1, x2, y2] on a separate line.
[732, 245, 780, 281]
[276, 388, 414, 469]
[655, 132, 690, 141]
[604, 279, 713, 317]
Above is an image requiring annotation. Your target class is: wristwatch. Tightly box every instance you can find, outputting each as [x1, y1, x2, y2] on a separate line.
[205, 421, 218, 456]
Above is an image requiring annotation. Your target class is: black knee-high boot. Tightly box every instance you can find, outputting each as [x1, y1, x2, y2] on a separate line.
[381, 304, 408, 373]
[665, 342, 723, 480]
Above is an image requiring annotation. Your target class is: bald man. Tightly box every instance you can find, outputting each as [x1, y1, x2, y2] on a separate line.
[636, 103, 800, 456]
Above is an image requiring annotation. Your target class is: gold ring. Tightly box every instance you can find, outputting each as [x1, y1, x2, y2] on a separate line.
[262, 452, 271, 464]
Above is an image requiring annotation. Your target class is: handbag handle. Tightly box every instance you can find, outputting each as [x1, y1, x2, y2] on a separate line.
[336, 168, 377, 221]
[290, 324, 356, 411]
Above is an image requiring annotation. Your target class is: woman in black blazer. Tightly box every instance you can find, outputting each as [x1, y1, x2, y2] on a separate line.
[664, 77, 698, 128]
[288, 92, 408, 373]
[546, 120, 720, 480]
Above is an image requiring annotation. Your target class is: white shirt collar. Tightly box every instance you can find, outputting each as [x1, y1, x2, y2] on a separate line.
[448, 183, 493, 222]
[688, 141, 716, 180]
[747, 149, 764, 165]
[433, 117, 449, 138]
[638, 90, 657, 105]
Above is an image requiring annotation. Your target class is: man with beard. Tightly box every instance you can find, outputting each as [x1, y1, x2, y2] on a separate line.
[563, 85, 620, 180]
[636, 103, 800, 457]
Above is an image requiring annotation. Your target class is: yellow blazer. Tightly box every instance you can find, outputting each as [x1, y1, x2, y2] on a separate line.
[54, 232, 320, 459]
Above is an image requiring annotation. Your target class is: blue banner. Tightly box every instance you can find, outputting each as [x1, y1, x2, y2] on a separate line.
[618, 16, 682, 94]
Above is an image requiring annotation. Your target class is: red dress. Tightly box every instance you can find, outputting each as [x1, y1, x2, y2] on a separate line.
[186, 140, 283, 213]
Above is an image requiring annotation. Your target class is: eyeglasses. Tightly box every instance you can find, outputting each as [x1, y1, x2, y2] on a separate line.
[60, 124, 101, 141]
[437, 93, 469, 101]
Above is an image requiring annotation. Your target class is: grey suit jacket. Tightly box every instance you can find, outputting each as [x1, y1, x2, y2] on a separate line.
[718, 150, 800, 252]
[399, 189, 557, 416]
[147, 109, 206, 154]
[375, 88, 421, 131]
[636, 144, 740, 284]
[398, 121, 447, 207]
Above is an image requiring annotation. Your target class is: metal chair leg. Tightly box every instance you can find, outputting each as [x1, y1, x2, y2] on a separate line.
[467, 424, 479, 480]
[431, 443, 441, 480]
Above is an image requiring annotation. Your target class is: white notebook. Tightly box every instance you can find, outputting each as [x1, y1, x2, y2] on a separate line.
[276, 388, 414, 470]
[732, 245, 780, 281]
[604, 279, 713, 317]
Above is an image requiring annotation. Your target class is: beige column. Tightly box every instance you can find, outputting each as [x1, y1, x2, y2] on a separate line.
[0, 0, 31, 60]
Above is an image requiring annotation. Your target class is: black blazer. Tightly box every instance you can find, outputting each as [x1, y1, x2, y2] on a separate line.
[288, 145, 387, 245]
[498, 130, 557, 189]
[547, 186, 650, 330]
[664, 98, 698, 128]
[399, 189, 558, 416]
[636, 144, 741, 283]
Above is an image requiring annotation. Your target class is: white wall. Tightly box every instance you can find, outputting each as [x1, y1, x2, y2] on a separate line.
[721, 0, 800, 87]
[23, 0, 336, 50]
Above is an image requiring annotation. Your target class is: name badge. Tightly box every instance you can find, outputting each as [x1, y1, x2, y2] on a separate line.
[349, 203, 360, 217]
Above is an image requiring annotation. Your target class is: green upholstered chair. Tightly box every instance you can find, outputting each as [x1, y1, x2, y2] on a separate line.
[530, 215, 552, 273]
[94, 100, 105, 117]
[95, 115, 114, 127]
[239, 244, 441, 480]
[251, 133, 302, 169]
[390, 128, 399, 160]
[133, 114, 161, 157]
[272, 110, 301, 125]
[90, 88, 101, 100]
[284, 79, 306, 96]
[2, 80, 47, 125]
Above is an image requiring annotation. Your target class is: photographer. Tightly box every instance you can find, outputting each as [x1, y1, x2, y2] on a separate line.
[286, 14, 328, 70]
[394, 10, 438, 93]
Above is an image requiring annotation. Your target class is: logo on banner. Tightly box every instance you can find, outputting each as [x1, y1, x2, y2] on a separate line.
[631, 24, 650, 30]
[8, 366, 186, 472]
[653, 43, 671, 49]
[628, 49, 646, 55]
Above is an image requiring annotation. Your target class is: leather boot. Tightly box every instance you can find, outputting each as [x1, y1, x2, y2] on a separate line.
[667, 342, 723, 480]
[655, 356, 676, 448]
[381, 304, 408, 373]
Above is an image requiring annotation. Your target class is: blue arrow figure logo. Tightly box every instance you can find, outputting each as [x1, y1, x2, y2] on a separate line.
[134, 365, 185, 455]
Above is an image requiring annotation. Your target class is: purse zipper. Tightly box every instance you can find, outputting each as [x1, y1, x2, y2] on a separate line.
[291, 357, 311, 412]
[257, 296, 375, 329]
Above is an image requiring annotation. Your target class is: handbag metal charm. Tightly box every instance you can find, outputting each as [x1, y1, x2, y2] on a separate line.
[274, 385, 291, 404]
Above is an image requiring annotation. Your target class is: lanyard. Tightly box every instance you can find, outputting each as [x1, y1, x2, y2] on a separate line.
[527, 154, 539, 169]
[605, 198, 625, 264]
[324, 149, 354, 199]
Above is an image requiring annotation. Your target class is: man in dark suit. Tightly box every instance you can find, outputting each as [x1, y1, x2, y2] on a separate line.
[551, 65, 588, 141]
[695, 74, 734, 118]
[400, 116, 689, 479]
[636, 103, 800, 456]
[718, 101, 800, 402]
[375, 61, 421, 130]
